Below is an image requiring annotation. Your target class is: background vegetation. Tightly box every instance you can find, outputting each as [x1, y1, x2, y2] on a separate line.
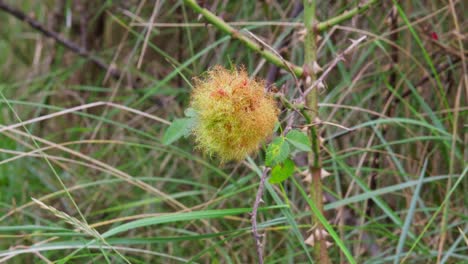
[0, 0, 466, 263]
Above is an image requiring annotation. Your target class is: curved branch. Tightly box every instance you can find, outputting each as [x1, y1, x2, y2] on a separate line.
[251, 168, 269, 264]
[183, 0, 304, 77]
[316, 0, 379, 32]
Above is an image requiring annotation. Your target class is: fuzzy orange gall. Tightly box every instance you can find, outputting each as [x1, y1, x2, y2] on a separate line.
[190, 66, 279, 162]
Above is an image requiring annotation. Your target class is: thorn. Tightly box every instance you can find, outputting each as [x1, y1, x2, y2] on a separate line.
[314, 228, 329, 238]
[312, 61, 323, 74]
[317, 34, 322, 42]
[254, 233, 265, 239]
[305, 234, 315, 246]
[317, 81, 325, 90]
[314, 229, 321, 237]
[321, 169, 331, 179]
[318, 136, 325, 144]
[300, 170, 312, 183]
[297, 28, 306, 42]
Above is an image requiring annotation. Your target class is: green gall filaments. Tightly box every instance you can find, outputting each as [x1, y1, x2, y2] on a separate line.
[191, 66, 279, 162]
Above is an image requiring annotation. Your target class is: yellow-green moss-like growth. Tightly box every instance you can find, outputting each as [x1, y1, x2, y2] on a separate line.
[191, 66, 278, 162]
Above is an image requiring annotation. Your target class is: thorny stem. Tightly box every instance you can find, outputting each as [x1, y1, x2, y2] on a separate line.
[303, 0, 331, 263]
[180, 0, 379, 263]
[316, 0, 379, 32]
[182, 0, 378, 79]
[251, 168, 268, 264]
[183, 0, 303, 77]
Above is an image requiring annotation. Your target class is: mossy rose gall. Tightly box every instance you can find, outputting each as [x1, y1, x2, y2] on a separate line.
[191, 66, 278, 162]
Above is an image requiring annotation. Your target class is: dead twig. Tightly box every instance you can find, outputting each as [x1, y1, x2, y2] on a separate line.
[303, 36, 367, 97]
[251, 168, 269, 264]
[0, 0, 123, 82]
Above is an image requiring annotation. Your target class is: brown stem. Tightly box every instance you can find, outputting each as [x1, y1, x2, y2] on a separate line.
[251, 168, 268, 264]
[303, 1, 331, 262]
[0, 0, 123, 81]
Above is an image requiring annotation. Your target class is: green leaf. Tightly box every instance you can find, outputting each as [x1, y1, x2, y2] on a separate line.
[184, 107, 197, 118]
[285, 129, 311, 152]
[265, 137, 290, 167]
[100, 206, 285, 239]
[272, 122, 281, 133]
[269, 159, 295, 184]
[162, 118, 195, 145]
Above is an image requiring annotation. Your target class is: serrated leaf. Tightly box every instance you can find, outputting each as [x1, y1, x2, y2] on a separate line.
[265, 137, 290, 167]
[269, 158, 295, 184]
[285, 129, 311, 152]
[162, 118, 194, 145]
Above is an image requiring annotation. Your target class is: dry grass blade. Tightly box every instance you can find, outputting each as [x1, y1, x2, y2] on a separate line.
[31, 198, 100, 238]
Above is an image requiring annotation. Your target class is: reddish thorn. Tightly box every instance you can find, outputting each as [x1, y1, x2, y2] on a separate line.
[431, 32, 439, 41]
